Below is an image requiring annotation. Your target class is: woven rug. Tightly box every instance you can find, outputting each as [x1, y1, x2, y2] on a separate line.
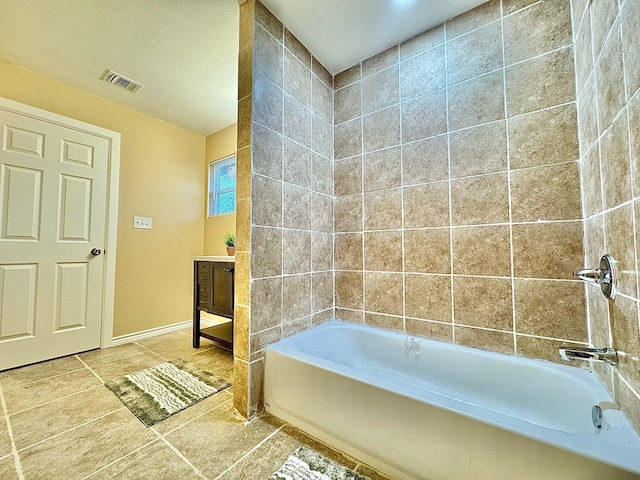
[272, 446, 370, 480]
[105, 360, 231, 427]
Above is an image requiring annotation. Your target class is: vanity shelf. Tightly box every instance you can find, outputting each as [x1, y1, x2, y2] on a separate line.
[192, 257, 234, 351]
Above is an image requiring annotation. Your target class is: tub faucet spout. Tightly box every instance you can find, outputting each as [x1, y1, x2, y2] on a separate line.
[559, 347, 618, 366]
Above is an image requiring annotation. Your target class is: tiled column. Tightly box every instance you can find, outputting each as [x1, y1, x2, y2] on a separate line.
[234, 0, 335, 419]
[233, 0, 254, 418]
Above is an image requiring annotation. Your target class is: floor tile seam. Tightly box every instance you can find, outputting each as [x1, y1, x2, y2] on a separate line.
[15, 407, 126, 454]
[0, 366, 88, 392]
[160, 397, 234, 436]
[0, 383, 7, 417]
[140, 342, 216, 355]
[79, 437, 161, 479]
[168, 344, 219, 358]
[167, 358, 234, 377]
[133, 341, 171, 362]
[171, 358, 233, 372]
[210, 424, 285, 480]
[151, 427, 210, 480]
[8, 383, 108, 417]
[75, 355, 106, 384]
[0, 384, 24, 480]
[76, 349, 149, 369]
[145, 348, 217, 363]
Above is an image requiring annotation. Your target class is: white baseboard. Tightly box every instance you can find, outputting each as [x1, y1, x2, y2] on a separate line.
[111, 318, 219, 346]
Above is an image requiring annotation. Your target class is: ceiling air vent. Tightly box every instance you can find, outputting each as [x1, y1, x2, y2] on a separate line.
[100, 69, 143, 93]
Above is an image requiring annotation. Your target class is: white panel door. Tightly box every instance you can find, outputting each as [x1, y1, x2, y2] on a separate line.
[0, 109, 109, 370]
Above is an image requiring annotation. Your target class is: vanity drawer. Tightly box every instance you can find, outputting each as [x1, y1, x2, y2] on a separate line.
[197, 262, 211, 284]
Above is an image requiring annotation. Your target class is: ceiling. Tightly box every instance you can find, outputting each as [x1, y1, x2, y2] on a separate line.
[262, 0, 489, 75]
[0, 0, 239, 136]
[0, 0, 486, 136]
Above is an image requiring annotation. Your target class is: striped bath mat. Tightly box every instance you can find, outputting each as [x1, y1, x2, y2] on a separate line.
[105, 360, 231, 427]
[272, 447, 370, 480]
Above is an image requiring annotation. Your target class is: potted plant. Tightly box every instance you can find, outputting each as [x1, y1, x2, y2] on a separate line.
[222, 232, 236, 256]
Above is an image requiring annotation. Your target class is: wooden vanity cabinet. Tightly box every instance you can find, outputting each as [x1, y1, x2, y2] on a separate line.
[192, 260, 234, 351]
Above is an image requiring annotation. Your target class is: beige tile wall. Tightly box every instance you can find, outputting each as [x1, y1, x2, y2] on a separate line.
[234, 0, 334, 417]
[237, 0, 640, 429]
[333, 0, 588, 361]
[574, 0, 640, 430]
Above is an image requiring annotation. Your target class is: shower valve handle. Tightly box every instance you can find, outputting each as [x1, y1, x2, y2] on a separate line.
[574, 254, 616, 300]
[574, 268, 606, 284]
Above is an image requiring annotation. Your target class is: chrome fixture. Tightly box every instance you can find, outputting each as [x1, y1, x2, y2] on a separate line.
[574, 254, 617, 299]
[559, 346, 618, 366]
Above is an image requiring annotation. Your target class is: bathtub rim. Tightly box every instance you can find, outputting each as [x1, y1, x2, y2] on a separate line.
[265, 320, 640, 475]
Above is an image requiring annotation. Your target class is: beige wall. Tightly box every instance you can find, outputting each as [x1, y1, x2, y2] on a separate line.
[574, 0, 640, 431]
[204, 123, 237, 256]
[0, 60, 206, 337]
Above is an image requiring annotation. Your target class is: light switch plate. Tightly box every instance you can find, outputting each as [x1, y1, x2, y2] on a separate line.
[133, 216, 152, 229]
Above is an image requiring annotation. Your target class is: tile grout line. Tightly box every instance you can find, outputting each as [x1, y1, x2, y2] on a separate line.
[151, 427, 210, 480]
[75, 346, 153, 369]
[329, 271, 585, 282]
[397, 44, 407, 332]
[588, 0, 612, 349]
[75, 355, 106, 384]
[161, 397, 234, 437]
[0, 382, 24, 480]
[331, 65, 338, 324]
[569, 0, 593, 348]
[15, 407, 126, 454]
[0, 366, 88, 392]
[334, 156, 582, 191]
[211, 424, 285, 480]
[584, 197, 637, 221]
[8, 384, 107, 417]
[332, 101, 579, 152]
[499, 0, 518, 356]
[443, 17, 456, 343]
[133, 341, 171, 362]
[359, 56, 365, 325]
[616, 370, 640, 401]
[280, 13, 285, 358]
[578, 77, 632, 161]
[258, 217, 586, 238]
[324, 306, 592, 344]
[308, 30, 316, 329]
[79, 438, 161, 479]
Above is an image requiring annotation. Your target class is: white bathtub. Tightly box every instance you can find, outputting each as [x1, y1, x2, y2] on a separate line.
[264, 321, 640, 480]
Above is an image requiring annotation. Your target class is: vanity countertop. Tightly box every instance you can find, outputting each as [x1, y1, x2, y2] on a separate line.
[192, 256, 235, 262]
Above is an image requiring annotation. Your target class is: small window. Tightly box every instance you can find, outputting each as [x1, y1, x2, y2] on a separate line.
[209, 156, 236, 216]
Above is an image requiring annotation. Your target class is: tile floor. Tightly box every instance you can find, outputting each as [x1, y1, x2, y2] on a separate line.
[0, 329, 390, 480]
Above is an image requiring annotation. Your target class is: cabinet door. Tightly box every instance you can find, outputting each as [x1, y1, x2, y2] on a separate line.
[211, 262, 234, 318]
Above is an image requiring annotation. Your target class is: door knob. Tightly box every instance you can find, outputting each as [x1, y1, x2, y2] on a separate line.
[90, 248, 102, 256]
